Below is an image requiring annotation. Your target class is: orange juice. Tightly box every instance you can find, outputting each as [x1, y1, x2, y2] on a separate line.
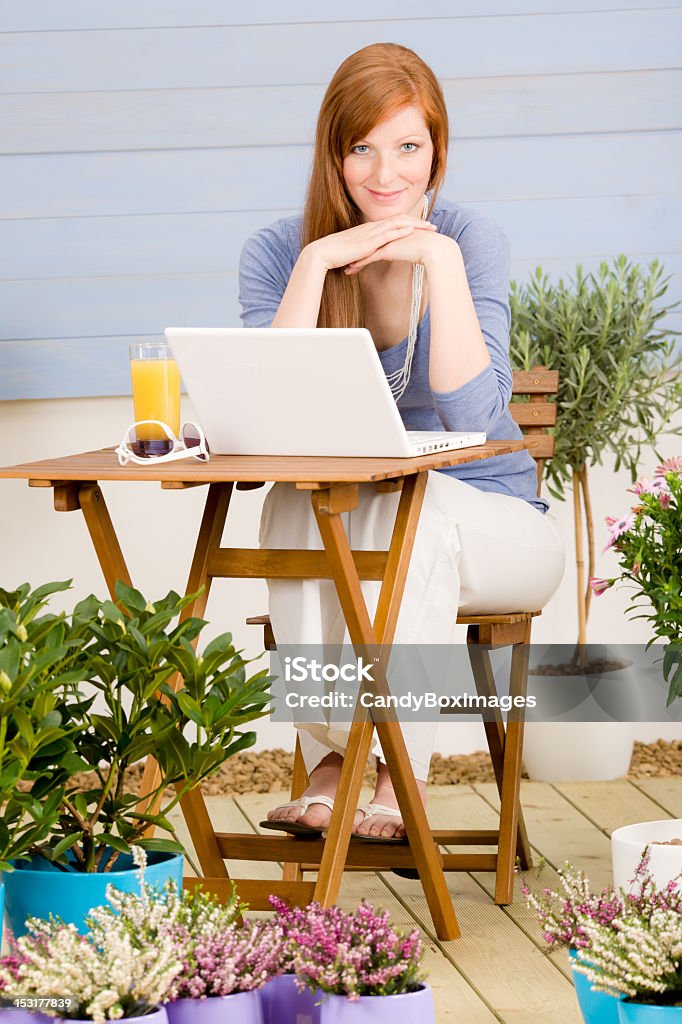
[130, 357, 181, 440]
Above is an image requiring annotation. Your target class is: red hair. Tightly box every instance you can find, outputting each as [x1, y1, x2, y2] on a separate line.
[301, 43, 449, 328]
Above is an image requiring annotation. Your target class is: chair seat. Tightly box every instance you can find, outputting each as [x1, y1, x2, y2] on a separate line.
[457, 611, 539, 625]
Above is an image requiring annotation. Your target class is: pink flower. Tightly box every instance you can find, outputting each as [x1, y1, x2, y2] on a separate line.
[602, 513, 636, 552]
[654, 456, 682, 478]
[628, 477, 651, 496]
[589, 577, 614, 597]
[659, 492, 671, 509]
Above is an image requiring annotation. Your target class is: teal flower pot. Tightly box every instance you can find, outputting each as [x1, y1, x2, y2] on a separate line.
[1, 851, 183, 938]
[569, 949, 621, 1024]
[618, 1001, 682, 1022]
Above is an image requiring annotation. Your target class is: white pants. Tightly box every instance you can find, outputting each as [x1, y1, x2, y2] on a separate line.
[259, 471, 565, 781]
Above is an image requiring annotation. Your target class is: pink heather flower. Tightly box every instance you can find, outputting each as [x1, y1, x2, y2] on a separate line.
[589, 577, 614, 597]
[654, 456, 682, 478]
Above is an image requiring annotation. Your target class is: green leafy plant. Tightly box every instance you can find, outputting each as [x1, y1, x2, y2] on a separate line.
[510, 256, 682, 657]
[590, 459, 682, 703]
[2, 580, 273, 873]
[0, 581, 84, 870]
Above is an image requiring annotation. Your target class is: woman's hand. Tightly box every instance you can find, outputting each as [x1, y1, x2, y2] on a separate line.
[344, 229, 456, 275]
[305, 215, 438, 273]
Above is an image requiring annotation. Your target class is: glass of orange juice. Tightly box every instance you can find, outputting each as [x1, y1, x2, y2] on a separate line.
[129, 342, 181, 456]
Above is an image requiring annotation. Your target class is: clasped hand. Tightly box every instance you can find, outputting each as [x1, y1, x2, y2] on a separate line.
[307, 214, 448, 276]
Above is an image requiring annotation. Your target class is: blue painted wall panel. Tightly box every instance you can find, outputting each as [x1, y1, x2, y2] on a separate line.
[1, 4, 679, 400]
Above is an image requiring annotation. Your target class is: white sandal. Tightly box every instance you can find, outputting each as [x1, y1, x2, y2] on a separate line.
[351, 802, 408, 844]
[260, 794, 335, 837]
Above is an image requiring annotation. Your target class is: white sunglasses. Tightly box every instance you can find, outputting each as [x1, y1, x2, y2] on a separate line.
[116, 420, 210, 466]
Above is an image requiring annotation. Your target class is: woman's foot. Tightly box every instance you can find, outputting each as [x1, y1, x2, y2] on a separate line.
[353, 761, 427, 840]
[266, 752, 363, 832]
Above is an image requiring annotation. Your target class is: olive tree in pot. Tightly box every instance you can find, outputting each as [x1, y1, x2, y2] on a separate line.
[1, 580, 273, 936]
[509, 256, 682, 780]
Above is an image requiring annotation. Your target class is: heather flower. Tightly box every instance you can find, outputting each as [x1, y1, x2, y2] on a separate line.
[0, 917, 182, 1022]
[270, 898, 425, 1001]
[89, 848, 267, 997]
[527, 852, 682, 1004]
[523, 864, 623, 951]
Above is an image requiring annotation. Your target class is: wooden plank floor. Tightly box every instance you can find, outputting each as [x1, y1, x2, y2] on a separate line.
[166, 777, 682, 1024]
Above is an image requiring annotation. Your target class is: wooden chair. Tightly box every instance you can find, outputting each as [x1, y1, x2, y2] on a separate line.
[247, 366, 558, 905]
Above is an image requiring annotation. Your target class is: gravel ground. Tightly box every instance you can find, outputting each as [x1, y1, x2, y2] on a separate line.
[74, 739, 682, 797]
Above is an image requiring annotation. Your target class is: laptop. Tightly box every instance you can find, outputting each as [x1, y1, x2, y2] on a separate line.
[164, 327, 486, 458]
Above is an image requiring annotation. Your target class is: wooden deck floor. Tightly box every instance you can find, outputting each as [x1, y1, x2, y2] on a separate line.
[167, 777, 682, 1024]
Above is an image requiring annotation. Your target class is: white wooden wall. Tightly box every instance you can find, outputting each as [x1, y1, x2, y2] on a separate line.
[1, 1, 679, 399]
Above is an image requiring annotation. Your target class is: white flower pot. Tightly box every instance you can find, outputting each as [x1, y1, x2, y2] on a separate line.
[522, 721, 634, 782]
[611, 818, 682, 892]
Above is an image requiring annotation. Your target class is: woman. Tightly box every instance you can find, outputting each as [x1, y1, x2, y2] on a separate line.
[239, 43, 564, 841]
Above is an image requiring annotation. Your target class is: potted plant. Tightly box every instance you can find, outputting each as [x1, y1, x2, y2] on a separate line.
[278, 899, 433, 1024]
[525, 852, 682, 1023]
[0, 581, 86, 932]
[509, 257, 682, 780]
[589, 457, 682, 707]
[1, 580, 273, 936]
[0, 893, 182, 1024]
[83, 849, 274, 1024]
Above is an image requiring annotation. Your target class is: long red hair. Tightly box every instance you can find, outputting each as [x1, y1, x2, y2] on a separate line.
[301, 43, 449, 328]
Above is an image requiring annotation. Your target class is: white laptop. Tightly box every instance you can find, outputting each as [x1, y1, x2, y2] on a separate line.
[164, 327, 486, 458]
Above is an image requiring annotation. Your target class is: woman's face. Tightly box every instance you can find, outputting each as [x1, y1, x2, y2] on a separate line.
[342, 104, 435, 222]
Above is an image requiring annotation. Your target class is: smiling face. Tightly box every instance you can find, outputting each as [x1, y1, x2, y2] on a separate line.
[342, 104, 435, 222]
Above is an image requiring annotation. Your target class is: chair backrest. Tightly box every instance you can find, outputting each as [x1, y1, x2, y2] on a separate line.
[509, 366, 558, 495]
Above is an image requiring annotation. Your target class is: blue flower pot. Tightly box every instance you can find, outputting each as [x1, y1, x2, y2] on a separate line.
[569, 949, 621, 1024]
[1, 851, 183, 938]
[617, 1001, 682, 1022]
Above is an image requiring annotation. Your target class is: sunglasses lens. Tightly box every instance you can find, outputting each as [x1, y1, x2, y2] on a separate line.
[126, 427, 174, 459]
[181, 423, 209, 460]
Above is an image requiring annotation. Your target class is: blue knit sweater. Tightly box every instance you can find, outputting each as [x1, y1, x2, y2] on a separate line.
[239, 195, 547, 513]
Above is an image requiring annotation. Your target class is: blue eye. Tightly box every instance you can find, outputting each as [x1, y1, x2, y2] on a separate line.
[352, 145, 369, 155]
[402, 143, 418, 152]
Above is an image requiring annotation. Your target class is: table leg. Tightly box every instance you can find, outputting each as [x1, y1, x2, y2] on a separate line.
[141, 483, 234, 878]
[79, 484, 133, 595]
[311, 474, 461, 940]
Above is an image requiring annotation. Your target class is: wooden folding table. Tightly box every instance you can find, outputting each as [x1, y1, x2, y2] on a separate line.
[0, 441, 524, 940]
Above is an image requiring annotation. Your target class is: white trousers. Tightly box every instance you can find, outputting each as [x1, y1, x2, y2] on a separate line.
[259, 471, 565, 781]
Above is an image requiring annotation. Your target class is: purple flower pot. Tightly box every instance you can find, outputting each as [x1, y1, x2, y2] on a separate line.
[22, 1010, 168, 1024]
[260, 975, 320, 1024]
[0, 1012, 52, 1024]
[166, 993, 263, 1024]
[316, 985, 434, 1024]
